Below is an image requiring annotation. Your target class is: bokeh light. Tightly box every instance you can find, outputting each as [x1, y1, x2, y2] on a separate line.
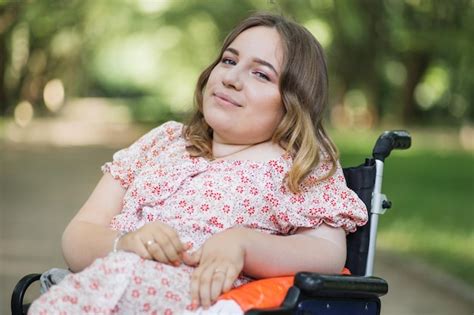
[43, 79, 65, 112]
[14, 101, 34, 127]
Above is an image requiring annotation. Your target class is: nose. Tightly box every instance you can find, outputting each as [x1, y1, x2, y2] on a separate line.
[222, 66, 243, 90]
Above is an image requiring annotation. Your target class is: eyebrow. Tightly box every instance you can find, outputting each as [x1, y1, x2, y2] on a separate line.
[225, 47, 279, 76]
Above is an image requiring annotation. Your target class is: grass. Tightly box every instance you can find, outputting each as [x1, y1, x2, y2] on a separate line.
[332, 128, 474, 285]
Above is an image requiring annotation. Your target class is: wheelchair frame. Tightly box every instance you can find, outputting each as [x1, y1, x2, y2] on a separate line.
[11, 130, 411, 315]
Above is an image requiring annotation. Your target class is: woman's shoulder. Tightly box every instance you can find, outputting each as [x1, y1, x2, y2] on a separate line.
[136, 121, 184, 147]
[148, 120, 184, 138]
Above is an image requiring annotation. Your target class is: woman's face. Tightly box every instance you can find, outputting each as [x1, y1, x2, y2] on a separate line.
[203, 26, 284, 145]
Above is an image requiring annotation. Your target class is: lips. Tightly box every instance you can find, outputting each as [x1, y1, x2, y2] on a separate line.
[213, 92, 242, 107]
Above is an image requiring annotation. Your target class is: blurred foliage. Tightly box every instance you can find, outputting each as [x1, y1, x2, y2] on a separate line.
[0, 0, 473, 125]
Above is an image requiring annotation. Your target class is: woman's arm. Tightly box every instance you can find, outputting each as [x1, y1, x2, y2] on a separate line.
[61, 173, 126, 272]
[241, 224, 347, 278]
[184, 223, 346, 309]
[62, 173, 189, 272]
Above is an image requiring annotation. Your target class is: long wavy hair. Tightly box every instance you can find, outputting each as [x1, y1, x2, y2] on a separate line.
[184, 12, 338, 193]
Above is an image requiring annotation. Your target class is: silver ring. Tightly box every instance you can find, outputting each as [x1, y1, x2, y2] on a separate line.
[146, 240, 156, 246]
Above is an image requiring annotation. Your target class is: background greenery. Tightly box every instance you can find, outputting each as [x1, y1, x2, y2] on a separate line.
[1, 0, 473, 285]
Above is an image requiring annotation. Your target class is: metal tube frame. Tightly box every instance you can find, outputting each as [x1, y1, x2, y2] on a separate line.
[365, 159, 388, 276]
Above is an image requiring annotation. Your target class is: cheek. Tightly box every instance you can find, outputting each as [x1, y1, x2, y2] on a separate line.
[255, 89, 283, 118]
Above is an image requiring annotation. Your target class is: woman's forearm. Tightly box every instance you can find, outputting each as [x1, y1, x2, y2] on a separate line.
[237, 228, 346, 279]
[62, 220, 119, 272]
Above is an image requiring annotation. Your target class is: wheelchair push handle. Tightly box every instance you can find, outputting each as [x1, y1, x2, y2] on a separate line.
[372, 130, 411, 161]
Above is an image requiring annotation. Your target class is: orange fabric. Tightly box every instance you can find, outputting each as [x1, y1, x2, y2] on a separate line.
[218, 268, 351, 311]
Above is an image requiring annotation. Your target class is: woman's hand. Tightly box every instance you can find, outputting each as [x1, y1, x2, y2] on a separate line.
[118, 221, 187, 266]
[183, 228, 246, 309]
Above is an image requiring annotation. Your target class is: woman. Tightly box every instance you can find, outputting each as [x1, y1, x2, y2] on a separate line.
[29, 12, 367, 314]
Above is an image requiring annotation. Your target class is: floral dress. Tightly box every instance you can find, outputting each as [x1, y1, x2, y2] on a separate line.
[29, 121, 367, 314]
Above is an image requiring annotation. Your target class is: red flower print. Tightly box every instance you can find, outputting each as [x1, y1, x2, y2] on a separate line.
[179, 200, 187, 208]
[236, 186, 244, 193]
[208, 216, 224, 228]
[152, 186, 161, 194]
[148, 286, 157, 295]
[261, 205, 270, 213]
[185, 205, 194, 214]
[265, 182, 275, 190]
[250, 187, 259, 195]
[236, 216, 244, 224]
[161, 278, 170, 286]
[200, 204, 209, 212]
[134, 276, 142, 285]
[222, 204, 231, 213]
[89, 280, 99, 290]
[164, 309, 173, 315]
[247, 207, 255, 215]
[269, 214, 278, 225]
[240, 176, 250, 183]
[131, 289, 140, 298]
[290, 194, 305, 204]
[278, 212, 289, 222]
[211, 192, 222, 200]
[323, 193, 330, 202]
[143, 303, 151, 311]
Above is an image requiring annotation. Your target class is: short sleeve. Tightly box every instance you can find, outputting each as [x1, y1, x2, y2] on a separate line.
[274, 159, 368, 234]
[101, 121, 183, 189]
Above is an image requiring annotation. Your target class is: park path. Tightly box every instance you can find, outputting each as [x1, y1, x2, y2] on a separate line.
[1, 139, 473, 314]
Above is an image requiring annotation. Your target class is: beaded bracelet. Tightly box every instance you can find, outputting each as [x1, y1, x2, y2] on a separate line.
[113, 231, 127, 253]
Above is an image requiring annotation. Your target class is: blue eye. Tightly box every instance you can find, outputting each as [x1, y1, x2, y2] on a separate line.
[254, 71, 270, 81]
[221, 58, 236, 65]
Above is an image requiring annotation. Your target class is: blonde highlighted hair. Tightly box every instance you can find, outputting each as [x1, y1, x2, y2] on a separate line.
[184, 12, 338, 193]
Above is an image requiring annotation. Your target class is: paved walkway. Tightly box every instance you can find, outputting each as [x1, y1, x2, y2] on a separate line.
[1, 139, 473, 314]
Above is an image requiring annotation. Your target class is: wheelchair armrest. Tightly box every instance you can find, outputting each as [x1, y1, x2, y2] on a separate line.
[11, 273, 41, 315]
[245, 274, 387, 314]
[294, 272, 388, 299]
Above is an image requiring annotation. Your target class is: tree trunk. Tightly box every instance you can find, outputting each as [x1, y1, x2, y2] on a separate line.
[402, 53, 431, 124]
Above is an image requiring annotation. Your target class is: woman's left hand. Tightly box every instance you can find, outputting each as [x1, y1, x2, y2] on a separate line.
[183, 228, 246, 309]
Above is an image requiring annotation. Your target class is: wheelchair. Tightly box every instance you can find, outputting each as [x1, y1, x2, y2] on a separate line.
[11, 130, 411, 315]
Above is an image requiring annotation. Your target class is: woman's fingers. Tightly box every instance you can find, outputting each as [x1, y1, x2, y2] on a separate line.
[190, 263, 234, 309]
[162, 233, 185, 263]
[183, 248, 201, 266]
[145, 240, 168, 263]
[197, 265, 215, 308]
[221, 266, 238, 293]
[210, 268, 227, 302]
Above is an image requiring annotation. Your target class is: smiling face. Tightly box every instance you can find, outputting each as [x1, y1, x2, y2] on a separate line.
[202, 26, 285, 145]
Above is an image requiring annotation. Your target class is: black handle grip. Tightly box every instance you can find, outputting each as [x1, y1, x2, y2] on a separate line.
[372, 130, 411, 161]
